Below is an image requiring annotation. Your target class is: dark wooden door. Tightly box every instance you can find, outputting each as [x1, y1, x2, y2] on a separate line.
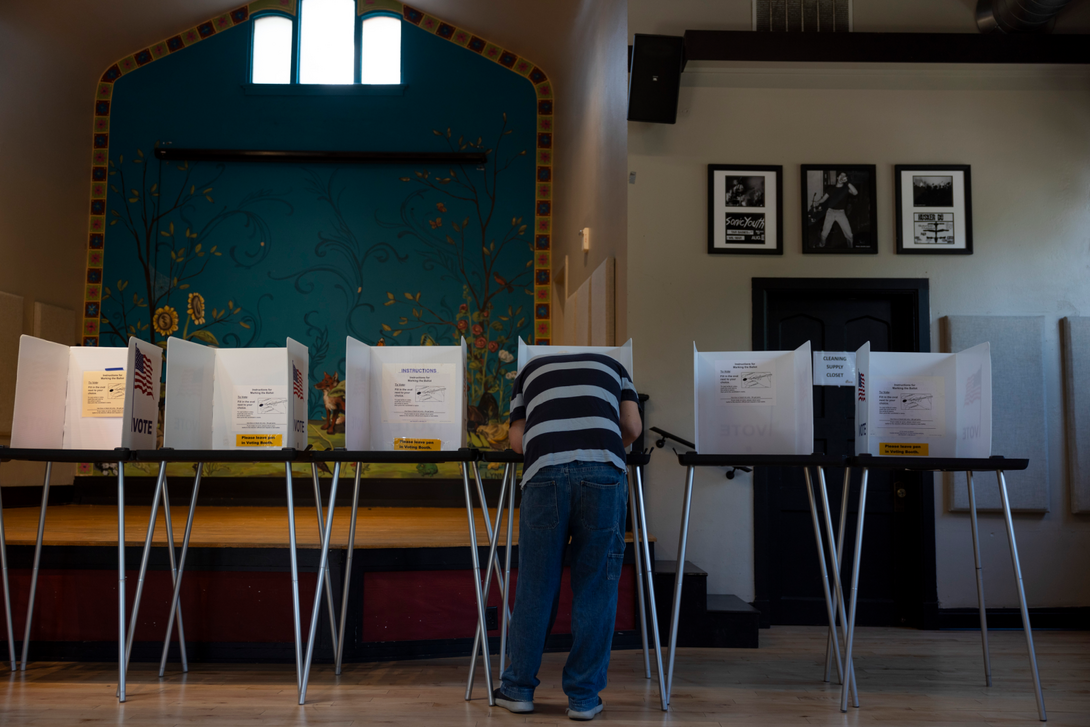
[752, 279, 936, 628]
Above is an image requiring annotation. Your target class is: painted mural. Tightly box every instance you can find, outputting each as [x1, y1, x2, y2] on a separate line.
[85, 2, 554, 477]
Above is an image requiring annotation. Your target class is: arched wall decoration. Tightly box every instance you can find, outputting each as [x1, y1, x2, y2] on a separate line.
[81, 0, 553, 348]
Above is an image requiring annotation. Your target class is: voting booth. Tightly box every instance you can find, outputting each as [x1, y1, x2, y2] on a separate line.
[855, 342, 991, 458]
[11, 334, 161, 451]
[693, 342, 813, 455]
[343, 336, 468, 452]
[517, 337, 634, 375]
[162, 336, 309, 450]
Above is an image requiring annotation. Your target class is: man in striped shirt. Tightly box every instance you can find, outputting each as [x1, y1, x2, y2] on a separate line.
[494, 353, 642, 721]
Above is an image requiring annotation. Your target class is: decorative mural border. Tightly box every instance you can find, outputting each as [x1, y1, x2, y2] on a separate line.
[82, 0, 553, 351]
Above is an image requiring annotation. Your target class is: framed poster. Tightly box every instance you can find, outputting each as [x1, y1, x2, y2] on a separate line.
[895, 165, 972, 254]
[800, 164, 878, 254]
[707, 164, 783, 255]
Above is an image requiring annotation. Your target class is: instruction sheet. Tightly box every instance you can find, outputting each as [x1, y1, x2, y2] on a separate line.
[82, 369, 126, 417]
[233, 385, 288, 431]
[873, 376, 945, 437]
[382, 363, 454, 423]
[715, 360, 776, 406]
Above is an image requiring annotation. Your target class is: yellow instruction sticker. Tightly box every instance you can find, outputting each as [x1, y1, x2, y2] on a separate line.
[393, 437, 442, 451]
[236, 434, 283, 447]
[82, 370, 126, 418]
[880, 442, 929, 456]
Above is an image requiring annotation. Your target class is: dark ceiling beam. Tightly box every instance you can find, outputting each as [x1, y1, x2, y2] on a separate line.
[683, 30, 1090, 65]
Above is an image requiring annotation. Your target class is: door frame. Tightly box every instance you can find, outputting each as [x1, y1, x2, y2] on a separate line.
[750, 277, 938, 629]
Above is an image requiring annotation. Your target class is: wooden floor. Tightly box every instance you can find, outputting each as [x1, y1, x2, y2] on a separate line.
[0, 627, 1085, 725]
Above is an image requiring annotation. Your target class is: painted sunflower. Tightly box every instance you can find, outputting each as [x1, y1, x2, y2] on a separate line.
[153, 306, 179, 336]
[187, 292, 206, 325]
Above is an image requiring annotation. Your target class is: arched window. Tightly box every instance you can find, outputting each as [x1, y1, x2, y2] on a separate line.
[250, 4, 402, 86]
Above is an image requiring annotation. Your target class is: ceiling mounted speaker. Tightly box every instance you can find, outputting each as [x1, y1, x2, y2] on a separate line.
[627, 34, 685, 124]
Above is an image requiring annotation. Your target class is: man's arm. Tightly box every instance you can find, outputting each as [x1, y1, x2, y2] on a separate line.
[815, 193, 829, 206]
[620, 399, 642, 447]
[847, 183, 858, 195]
[509, 419, 525, 454]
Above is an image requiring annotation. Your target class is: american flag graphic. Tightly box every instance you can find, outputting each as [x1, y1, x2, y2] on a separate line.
[857, 372, 865, 402]
[133, 348, 154, 397]
[292, 363, 304, 400]
[964, 368, 982, 406]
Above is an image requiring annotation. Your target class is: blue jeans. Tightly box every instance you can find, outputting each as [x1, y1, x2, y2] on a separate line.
[499, 462, 628, 711]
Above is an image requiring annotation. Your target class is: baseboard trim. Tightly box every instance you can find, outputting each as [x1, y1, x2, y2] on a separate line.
[937, 607, 1089, 630]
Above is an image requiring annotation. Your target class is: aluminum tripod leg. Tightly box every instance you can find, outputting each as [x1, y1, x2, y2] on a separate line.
[0, 481, 15, 672]
[996, 470, 1047, 722]
[803, 468, 849, 701]
[840, 468, 869, 713]
[160, 465, 202, 677]
[814, 467, 858, 706]
[285, 463, 304, 691]
[462, 462, 494, 704]
[18, 462, 50, 670]
[635, 465, 668, 711]
[117, 463, 127, 702]
[122, 462, 167, 683]
[335, 463, 362, 676]
[299, 463, 341, 705]
[465, 465, 510, 700]
[498, 464, 515, 678]
[825, 468, 850, 683]
[311, 465, 340, 661]
[966, 472, 992, 687]
[159, 477, 188, 672]
[665, 466, 695, 705]
[628, 466, 651, 680]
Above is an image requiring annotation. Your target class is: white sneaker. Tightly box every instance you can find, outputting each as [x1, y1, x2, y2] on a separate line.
[493, 688, 534, 714]
[566, 697, 604, 720]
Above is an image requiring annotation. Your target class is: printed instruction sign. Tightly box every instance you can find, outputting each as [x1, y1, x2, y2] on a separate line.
[873, 376, 945, 437]
[393, 437, 442, 451]
[236, 434, 284, 447]
[382, 363, 455, 423]
[82, 369, 126, 418]
[233, 385, 288, 431]
[715, 360, 776, 405]
[812, 352, 856, 387]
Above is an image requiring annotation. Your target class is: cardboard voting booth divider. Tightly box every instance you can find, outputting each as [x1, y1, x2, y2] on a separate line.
[693, 342, 814, 455]
[344, 336, 468, 451]
[516, 338, 634, 375]
[855, 342, 991, 458]
[11, 334, 161, 451]
[162, 336, 309, 451]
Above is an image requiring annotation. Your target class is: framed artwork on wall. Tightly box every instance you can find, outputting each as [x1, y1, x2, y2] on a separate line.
[800, 164, 878, 254]
[895, 165, 973, 254]
[707, 164, 783, 255]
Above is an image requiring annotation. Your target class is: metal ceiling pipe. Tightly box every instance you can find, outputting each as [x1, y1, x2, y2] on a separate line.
[976, 0, 1075, 33]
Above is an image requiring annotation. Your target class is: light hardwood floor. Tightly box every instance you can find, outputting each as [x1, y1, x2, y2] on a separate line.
[1, 627, 1086, 725]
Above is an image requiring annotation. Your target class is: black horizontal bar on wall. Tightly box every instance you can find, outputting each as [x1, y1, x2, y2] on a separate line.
[153, 148, 489, 164]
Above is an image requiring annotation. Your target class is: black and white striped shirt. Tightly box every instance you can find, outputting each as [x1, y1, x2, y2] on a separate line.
[510, 353, 639, 485]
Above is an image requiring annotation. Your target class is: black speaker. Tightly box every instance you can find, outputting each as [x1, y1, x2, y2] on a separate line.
[627, 34, 685, 124]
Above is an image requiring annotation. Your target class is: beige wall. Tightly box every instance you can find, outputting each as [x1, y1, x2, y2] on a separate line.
[628, 4, 1090, 608]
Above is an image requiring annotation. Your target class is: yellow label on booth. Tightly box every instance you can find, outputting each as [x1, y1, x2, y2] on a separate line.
[393, 437, 442, 451]
[880, 442, 928, 456]
[236, 434, 283, 447]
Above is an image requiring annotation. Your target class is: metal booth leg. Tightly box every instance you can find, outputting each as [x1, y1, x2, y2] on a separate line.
[285, 463, 304, 692]
[498, 464, 515, 678]
[472, 464, 511, 610]
[665, 466, 696, 705]
[0, 481, 15, 672]
[461, 462, 494, 704]
[123, 463, 168, 682]
[815, 467, 858, 706]
[310, 464, 341, 661]
[465, 463, 510, 701]
[966, 471, 992, 687]
[802, 468, 849, 698]
[18, 461, 51, 670]
[825, 467, 850, 683]
[635, 465, 668, 711]
[996, 470, 1047, 722]
[299, 463, 342, 705]
[335, 462, 363, 676]
[117, 461, 127, 703]
[627, 466, 651, 680]
[160, 464, 202, 677]
[840, 467, 869, 713]
[159, 476, 188, 673]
